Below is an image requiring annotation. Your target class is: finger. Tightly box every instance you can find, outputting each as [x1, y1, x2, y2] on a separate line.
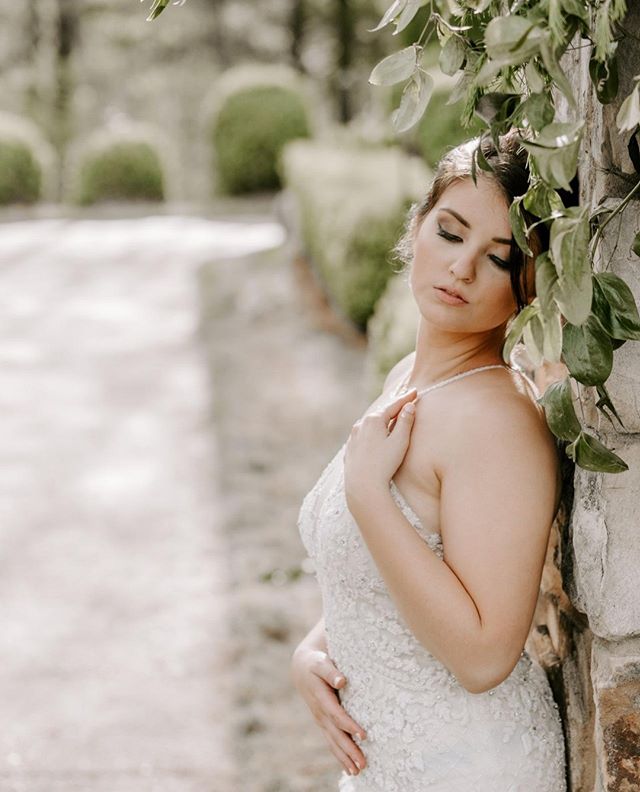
[323, 719, 367, 775]
[312, 655, 348, 691]
[316, 685, 367, 742]
[380, 388, 417, 422]
[324, 732, 359, 776]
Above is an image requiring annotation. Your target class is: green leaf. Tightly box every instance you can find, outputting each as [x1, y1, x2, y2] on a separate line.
[566, 431, 628, 473]
[474, 137, 494, 173]
[535, 251, 559, 316]
[589, 55, 619, 104]
[146, 0, 171, 20]
[368, 0, 406, 33]
[633, 231, 640, 257]
[474, 58, 503, 88]
[509, 197, 533, 256]
[549, 209, 592, 325]
[484, 16, 545, 67]
[616, 81, 640, 132]
[595, 382, 625, 429]
[523, 181, 564, 218]
[369, 45, 419, 86]
[525, 60, 545, 93]
[592, 272, 640, 340]
[521, 122, 583, 191]
[520, 92, 555, 131]
[502, 304, 538, 364]
[439, 35, 466, 76]
[562, 316, 613, 385]
[475, 92, 520, 126]
[548, 0, 566, 45]
[540, 36, 576, 109]
[540, 305, 563, 362]
[394, 0, 429, 34]
[523, 311, 545, 366]
[560, 0, 589, 22]
[391, 70, 434, 132]
[550, 209, 590, 281]
[538, 376, 581, 441]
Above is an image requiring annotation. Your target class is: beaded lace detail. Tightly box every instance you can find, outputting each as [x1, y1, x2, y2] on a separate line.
[296, 369, 566, 791]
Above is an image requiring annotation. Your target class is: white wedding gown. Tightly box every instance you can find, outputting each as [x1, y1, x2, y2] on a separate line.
[296, 370, 567, 791]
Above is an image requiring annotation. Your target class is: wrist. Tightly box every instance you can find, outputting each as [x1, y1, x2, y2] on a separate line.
[347, 484, 393, 521]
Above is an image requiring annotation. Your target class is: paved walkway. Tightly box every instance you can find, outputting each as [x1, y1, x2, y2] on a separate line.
[0, 214, 283, 792]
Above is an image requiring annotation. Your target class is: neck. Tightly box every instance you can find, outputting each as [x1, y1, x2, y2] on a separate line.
[406, 317, 509, 390]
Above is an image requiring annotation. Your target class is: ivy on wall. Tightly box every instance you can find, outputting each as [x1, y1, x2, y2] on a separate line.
[369, 0, 640, 474]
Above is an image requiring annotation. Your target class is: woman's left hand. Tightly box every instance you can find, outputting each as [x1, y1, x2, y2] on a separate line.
[344, 388, 418, 511]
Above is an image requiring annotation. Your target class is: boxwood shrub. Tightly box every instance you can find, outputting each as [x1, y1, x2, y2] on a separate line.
[213, 83, 311, 195]
[74, 140, 165, 205]
[0, 138, 42, 205]
[281, 139, 430, 331]
[365, 272, 420, 396]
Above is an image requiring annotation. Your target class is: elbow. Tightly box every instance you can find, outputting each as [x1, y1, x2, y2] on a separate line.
[458, 654, 521, 695]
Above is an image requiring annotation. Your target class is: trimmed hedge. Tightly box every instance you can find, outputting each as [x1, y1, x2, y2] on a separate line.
[0, 139, 42, 205]
[281, 139, 430, 331]
[74, 140, 165, 205]
[212, 83, 310, 195]
[365, 272, 420, 396]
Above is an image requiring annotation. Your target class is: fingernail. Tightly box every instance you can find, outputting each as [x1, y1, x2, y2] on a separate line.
[403, 402, 415, 414]
[354, 759, 361, 770]
[334, 675, 344, 686]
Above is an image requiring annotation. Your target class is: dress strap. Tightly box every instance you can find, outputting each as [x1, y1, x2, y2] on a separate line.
[394, 363, 512, 398]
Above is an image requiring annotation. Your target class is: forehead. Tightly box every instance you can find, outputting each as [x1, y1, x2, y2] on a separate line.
[432, 177, 511, 233]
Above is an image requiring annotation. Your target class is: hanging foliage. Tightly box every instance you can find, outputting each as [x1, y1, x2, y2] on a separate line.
[368, 0, 640, 474]
[143, 0, 186, 22]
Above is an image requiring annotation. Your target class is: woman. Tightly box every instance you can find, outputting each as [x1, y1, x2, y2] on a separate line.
[290, 130, 567, 791]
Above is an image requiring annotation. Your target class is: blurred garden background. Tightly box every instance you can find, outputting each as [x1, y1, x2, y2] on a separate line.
[0, 1, 480, 790]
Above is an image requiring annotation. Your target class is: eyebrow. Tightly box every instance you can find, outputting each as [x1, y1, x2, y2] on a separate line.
[439, 207, 512, 246]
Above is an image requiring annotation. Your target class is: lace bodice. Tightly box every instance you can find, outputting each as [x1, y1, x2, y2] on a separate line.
[297, 431, 566, 791]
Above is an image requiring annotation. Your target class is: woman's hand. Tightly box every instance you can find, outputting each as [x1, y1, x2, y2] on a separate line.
[290, 645, 368, 777]
[344, 388, 417, 510]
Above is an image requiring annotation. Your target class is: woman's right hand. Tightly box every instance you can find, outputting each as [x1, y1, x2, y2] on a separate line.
[290, 645, 368, 777]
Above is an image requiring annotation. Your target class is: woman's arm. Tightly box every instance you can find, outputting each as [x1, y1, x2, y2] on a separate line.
[346, 393, 559, 694]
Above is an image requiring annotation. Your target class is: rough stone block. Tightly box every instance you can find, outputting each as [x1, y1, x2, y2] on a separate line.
[592, 637, 640, 790]
[568, 437, 640, 639]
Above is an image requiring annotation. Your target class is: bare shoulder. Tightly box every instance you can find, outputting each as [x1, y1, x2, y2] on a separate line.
[428, 370, 561, 511]
[382, 350, 416, 393]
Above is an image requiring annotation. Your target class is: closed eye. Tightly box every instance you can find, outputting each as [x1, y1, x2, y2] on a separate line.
[438, 224, 511, 270]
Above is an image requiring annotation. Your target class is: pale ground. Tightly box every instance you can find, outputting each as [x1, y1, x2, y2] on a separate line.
[198, 207, 372, 791]
[0, 206, 276, 791]
[0, 200, 371, 791]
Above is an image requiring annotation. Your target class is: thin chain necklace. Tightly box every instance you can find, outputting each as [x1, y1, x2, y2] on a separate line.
[393, 363, 511, 399]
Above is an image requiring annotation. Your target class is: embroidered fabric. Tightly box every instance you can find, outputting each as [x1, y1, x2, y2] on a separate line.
[297, 441, 566, 791]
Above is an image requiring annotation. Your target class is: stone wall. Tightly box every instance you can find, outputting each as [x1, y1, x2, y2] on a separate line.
[531, 7, 640, 791]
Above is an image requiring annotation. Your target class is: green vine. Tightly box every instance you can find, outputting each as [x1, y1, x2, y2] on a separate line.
[369, 0, 640, 474]
[143, 0, 186, 22]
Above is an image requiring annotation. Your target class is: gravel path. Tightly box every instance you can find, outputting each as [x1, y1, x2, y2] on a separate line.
[198, 229, 371, 791]
[0, 213, 284, 792]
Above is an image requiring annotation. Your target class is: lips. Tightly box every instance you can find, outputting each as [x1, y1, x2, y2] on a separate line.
[435, 286, 468, 303]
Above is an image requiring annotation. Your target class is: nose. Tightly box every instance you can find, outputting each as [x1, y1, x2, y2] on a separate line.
[448, 249, 476, 282]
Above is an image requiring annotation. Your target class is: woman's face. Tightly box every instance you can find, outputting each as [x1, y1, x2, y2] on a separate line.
[410, 176, 530, 334]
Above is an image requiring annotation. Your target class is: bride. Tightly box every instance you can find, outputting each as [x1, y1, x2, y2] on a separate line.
[290, 130, 567, 791]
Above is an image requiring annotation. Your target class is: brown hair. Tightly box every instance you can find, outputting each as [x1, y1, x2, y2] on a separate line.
[392, 129, 547, 313]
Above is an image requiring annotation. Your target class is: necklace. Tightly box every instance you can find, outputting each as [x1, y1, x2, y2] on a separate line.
[393, 363, 511, 399]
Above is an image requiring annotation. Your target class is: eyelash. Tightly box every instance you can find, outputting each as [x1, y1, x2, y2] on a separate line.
[436, 225, 511, 270]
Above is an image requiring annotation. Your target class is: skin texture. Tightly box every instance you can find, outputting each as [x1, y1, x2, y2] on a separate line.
[290, 176, 561, 778]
